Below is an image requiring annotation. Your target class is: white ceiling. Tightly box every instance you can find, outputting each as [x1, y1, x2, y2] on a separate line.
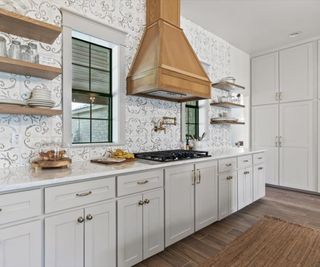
[181, 0, 320, 55]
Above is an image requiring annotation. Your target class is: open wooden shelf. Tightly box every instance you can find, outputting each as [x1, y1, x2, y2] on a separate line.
[210, 119, 245, 125]
[0, 56, 61, 80]
[0, 8, 62, 44]
[0, 104, 62, 116]
[212, 81, 245, 92]
[211, 102, 245, 109]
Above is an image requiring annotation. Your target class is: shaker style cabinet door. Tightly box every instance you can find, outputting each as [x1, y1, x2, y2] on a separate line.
[45, 209, 84, 267]
[117, 194, 143, 267]
[253, 164, 266, 201]
[279, 101, 316, 191]
[85, 202, 116, 267]
[165, 164, 195, 247]
[143, 189, 164, 259]
[195, 161, 218, 231]
[218, 171, 238, 220]
[238, 168, 253, 210]
[279, 42, 316, 102]
[251, 52, 279, 105]
[252, 104, 279, 185]
[0, 220, 42, 267]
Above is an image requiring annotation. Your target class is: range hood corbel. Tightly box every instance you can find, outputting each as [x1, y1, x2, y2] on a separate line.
[127, 0, 212, 102]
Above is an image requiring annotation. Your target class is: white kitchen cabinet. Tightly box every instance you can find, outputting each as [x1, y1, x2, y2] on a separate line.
[143, 190, 164, 259]
[238, 168, 253, 210]
[279, 101, 316, 191]
[318, 41, 320, 99]
[195, 161, 218, 231]
[252, 52, 279, 105]
[45, 202, 116, 267]
[218, 171, 238, 220]
[279, 42, 316, 102]
[85, 202, 116, 267]
[0, 220, 42, 267]
[117, 189, 164, 267]
[165, 164, 195, 246]
[117, 194, 143, 267]
[253, 164, 266, 201]
[252, 104, 279, 185]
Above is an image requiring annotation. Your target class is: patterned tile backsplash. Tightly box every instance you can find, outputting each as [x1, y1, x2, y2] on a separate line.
[0, 0, 234, 168]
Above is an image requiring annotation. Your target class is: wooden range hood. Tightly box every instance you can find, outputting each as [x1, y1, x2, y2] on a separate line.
[127, 0, 212, 102]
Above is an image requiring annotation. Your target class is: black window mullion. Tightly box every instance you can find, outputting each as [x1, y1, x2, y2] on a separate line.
[89, 42, 93, 143]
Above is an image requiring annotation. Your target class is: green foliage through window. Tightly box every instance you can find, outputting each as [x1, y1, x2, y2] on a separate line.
[185, 101, 199, 139]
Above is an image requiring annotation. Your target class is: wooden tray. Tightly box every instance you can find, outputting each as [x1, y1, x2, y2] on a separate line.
[91, 158, 135, 165]
[32, 158, 72, 170]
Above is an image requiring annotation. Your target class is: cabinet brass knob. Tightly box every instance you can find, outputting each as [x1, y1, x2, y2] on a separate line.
[138, 200, 144, 206]
[77, 217, 85, 223]
[258, 167, 264, 170]
[144, 199, 150, 204]
[76, 191, 92, 197]
[86, 214, 93, 221]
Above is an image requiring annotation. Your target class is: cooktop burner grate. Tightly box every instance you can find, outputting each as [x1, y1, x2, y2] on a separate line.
[134, 150, 210, 162]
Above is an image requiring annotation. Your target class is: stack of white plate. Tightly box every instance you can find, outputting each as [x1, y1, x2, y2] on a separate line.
[27, 88, 55, 108]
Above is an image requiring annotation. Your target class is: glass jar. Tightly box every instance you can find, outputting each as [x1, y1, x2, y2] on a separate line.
[28, 42, 39, 64]
[20, 45, 31, 62]
[0, 37, 7, 57]
[8, 40, 21, 60]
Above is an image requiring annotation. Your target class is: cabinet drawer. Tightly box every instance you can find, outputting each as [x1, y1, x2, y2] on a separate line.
[218, 158, 237, 173]
[253, 153, 265, 165]
[238, 155, 253, 169]
[0, 189, 42, 225]
[117, 169, 163, 197]
[45, 178, 115, 213]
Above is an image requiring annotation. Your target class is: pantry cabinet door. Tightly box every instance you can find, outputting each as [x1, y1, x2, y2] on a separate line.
[85, 202, 116, 267]
[252, 104, 279, 185]
[143, 189, 164, 259]
[238, 168, 253, 210]
[279, 101, 316, 191]
[280, 42, 316, 102]
[0, 220, 42, 267]
[252, 52, 279, 105]
[117, 195, 143, 267]
[45, 209, 84, 267]
[165, 164, 195, 247]
[195, 161, 218, 231]
[253, 164, 266, 201]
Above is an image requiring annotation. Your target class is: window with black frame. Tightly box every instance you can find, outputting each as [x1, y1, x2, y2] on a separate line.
[71, 37, 112, 144]
[185, 101, 199, 139]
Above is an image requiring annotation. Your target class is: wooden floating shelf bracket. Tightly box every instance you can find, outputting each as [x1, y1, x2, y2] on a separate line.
[211, 102, 245, 109]
[0, 8, 62, 44]
[212, 81, 245, 92]
[210, 119, 245, 125]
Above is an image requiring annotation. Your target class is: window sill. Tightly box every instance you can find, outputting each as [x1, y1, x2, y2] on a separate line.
[70, 142, 125, 148]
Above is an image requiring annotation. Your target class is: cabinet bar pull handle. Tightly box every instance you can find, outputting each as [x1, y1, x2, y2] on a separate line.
[138, 200, 144, 206]
[258, 157, 263, 160]
[226, 163, 232, 167]
[86, 214, 93, 221]
[0, 208, 2, 212]
[227, 176, 233, 180]
[137, 180, 149, 185]
[76, 191, 92, 197]
[275, 136, 278, 147]
[197, 169, 201, 184]
[144, 199, 150, 204]
[77, 217, 85, 223]
[192, 170, 196, 185]
[243, 160, 249, 162]
[244, 171, 250, 175]
[258, 167, 264, 170]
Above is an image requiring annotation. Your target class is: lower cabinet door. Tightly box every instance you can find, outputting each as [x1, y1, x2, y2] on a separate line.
[219, 171, 238, 220]
[253, 164, 266, 201]
[117, 194, 143, 267]
[85, 202, 116, 267]
[143, 189, 164, 259]
[195, 161, 218, 231]
[0, 220, 42, 267]
[45, 209, 84, 267]
[238, 168, 253, 209]
[165, 164, 195, 247]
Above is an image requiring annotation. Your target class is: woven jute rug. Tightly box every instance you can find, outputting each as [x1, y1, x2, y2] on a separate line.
[202, 216, 320, 267]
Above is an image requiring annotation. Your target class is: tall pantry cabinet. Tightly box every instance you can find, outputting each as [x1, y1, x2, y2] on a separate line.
[251, 41, 318, 192]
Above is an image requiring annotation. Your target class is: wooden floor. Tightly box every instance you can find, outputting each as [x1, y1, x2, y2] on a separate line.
[136, 186, 320, 267]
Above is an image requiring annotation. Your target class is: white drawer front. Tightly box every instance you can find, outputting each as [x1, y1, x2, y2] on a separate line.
[238, 155, 253, 169]
[253, 153, 265, 165]
[218, 158, 237, 173]
[45, 178, 115, 213]
[0, 189, 42, 225]
[117, 169, 163, 197]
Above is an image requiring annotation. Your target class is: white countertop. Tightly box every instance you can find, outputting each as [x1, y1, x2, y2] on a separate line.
[0, 149, 264, 194]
